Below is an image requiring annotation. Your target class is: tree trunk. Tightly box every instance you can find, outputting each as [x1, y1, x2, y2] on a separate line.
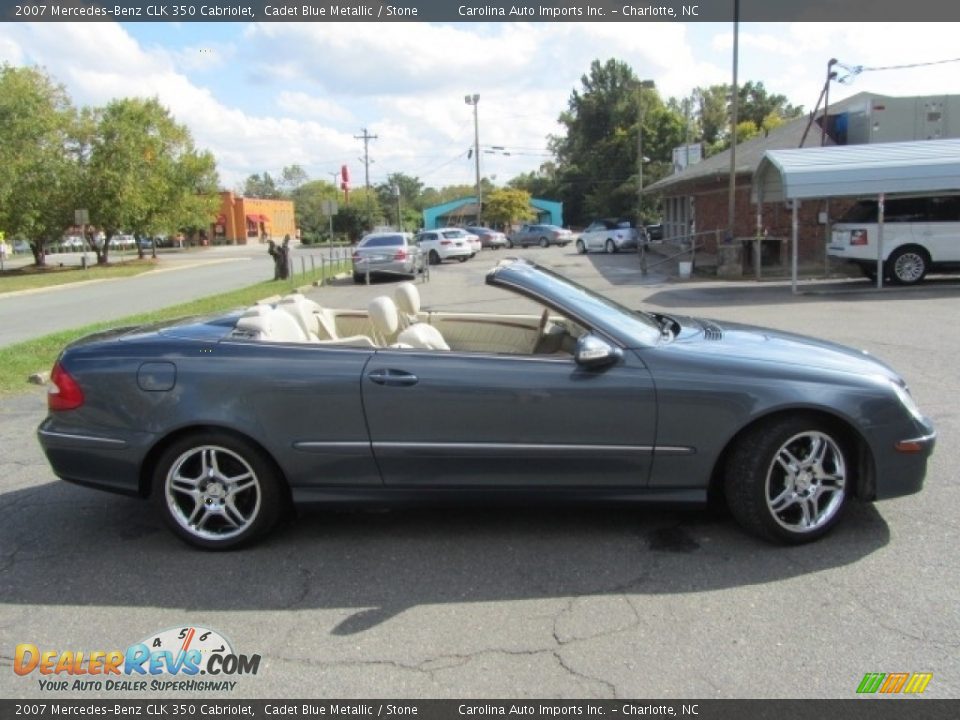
[31, 241, 46, 267]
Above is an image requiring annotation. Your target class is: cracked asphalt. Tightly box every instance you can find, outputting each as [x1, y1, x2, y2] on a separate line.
[1, 247, 957, 699]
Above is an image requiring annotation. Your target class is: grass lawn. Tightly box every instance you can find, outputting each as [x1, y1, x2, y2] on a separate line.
[0, 258, 158, 294]
[0, 261, 350, 396]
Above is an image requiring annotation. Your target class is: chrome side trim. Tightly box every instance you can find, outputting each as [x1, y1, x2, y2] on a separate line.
[897, 432, 936, 444]
[38, 429, 127, 447]
[655, 446, 697, 455]
[374, 442, 653, 454]
[293, 441, 371, 451]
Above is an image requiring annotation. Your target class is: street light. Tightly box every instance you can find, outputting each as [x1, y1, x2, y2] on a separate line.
[465, 93, 481, 223]
[636, 79, 656, 225]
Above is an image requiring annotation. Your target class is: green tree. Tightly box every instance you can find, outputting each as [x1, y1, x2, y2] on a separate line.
[291, 179, 340, 241]
[243, 172, 280, 199]
[278, 164, 308, 195]
[82, 97, 219, 263]
[550, 59, 684, 225]
[0, 65, 81, 266]
[484, 188, 535, 227]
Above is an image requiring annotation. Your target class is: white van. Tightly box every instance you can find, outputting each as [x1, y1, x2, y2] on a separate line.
[828, 195, 960, 284]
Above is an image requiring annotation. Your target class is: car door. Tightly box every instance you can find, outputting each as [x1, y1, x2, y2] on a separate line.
[582, 222, 602, 251]
[360, 347, 657, 488]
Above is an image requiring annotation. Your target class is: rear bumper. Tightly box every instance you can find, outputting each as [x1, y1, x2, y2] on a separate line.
[37, 419, 152, 497]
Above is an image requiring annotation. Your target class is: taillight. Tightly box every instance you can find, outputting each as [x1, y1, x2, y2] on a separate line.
[394, 249, 407, 260]
[49, 362, 84, 411]
[850, 229, 868, 246]
[440, 240, 451, 246]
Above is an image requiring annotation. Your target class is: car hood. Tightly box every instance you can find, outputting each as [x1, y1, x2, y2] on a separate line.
[660, 315, 900, 381]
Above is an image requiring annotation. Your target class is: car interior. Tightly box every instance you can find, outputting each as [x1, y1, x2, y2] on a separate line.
[228, 283, 585, 356]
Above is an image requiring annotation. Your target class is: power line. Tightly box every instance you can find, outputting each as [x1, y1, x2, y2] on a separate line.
[835, 55, 960, 84]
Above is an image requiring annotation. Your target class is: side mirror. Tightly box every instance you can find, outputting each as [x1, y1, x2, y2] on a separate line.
[574, 334, 622, 369]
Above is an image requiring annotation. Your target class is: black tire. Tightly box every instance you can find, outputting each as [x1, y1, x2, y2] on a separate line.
[605, 239, 617, 254]
[539, 237, 549, 248]
[429, 250, 441, 265]
[576, 239, 586, 255]
[724, 416, 850, 544]
[886, 246, 929, 285]
[152, 431, 284, 550]
[353, 273, 364, 284]
[457, 256, 468, 263]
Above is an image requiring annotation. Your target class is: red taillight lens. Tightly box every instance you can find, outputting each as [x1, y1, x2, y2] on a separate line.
[850, 229, 868, 246]
[394, 249, 407, 260]
[48, 362, 84, 411]
[440, 240, 451, 246]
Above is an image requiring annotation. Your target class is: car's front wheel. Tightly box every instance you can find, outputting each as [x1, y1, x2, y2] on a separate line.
[429, 250, 441, 265]
[539, 237, 550, 248]
[153, 432, 284, 550]
[576, 239, 586, 254]
[725, 417, 849, 544]
[605, 239, 616, 254]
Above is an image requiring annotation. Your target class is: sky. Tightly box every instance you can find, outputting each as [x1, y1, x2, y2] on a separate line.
[2, 21, 959, 192]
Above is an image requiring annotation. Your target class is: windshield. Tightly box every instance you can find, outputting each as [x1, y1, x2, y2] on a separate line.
[493, 262, 662, 346]
[441, 230, 466, 238]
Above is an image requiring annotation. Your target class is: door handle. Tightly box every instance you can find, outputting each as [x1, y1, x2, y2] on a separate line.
[367, 369, 419, 387]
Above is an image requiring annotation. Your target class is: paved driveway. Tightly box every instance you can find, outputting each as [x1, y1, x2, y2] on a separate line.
[1, 246, 956, 699]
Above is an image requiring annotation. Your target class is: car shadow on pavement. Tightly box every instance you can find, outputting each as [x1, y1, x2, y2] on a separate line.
[0, 480, 889, 634]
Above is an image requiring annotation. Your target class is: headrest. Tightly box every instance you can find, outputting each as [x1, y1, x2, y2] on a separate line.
[368, 296, 399, 338]
[394, 282, 421, 316]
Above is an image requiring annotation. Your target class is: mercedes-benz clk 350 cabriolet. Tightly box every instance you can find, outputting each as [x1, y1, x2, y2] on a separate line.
[38, 259, 935, 550]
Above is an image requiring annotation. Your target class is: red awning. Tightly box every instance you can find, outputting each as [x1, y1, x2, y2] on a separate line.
[246, 213, 269, 223]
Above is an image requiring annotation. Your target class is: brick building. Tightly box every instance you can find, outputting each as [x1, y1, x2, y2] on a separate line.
[213, 191, 296, 245]
[646, 91, 959, 266]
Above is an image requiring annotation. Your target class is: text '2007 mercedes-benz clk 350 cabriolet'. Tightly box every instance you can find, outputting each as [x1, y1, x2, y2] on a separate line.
[38, 259, 935, 550]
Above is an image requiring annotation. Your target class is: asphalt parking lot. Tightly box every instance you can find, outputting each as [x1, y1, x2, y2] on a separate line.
[1, 245, 957, 699]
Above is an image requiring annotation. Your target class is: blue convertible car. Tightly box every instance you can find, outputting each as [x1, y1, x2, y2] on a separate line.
[38, 259, 935, 550]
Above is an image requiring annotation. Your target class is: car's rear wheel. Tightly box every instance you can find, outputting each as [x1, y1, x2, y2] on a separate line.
[887, 246, 929, 285]
[457, 256, 468, 263]
[153, 432, 284, 550]
[539, 237, 550, 248]
[605, 239, 616, 254]
[429, 250, 441, 265]
[725, 417, 849, 544]
[576, 239, 586, 254]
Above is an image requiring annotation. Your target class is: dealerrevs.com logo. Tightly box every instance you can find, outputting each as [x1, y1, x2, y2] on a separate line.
[14, 626, 261, 693]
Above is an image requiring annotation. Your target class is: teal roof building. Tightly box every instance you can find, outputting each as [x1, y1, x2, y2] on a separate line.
[422, 196, 563, 229]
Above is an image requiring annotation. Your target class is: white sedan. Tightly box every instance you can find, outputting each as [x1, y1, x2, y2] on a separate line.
[416, 228, 474, 264]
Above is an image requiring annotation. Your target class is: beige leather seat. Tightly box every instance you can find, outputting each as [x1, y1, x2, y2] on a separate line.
[234, 305, 309, 343]
[277, 293, 338, 341]
[368, 296, 402, 346]
[394, 283, 450, 350]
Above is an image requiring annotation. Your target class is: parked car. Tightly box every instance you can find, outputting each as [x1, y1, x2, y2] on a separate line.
[13, 239, 31, 254]
[59, 235, 86, 252]
[416, 228, 473, 264]
[108, 234, 136, 249]
[38, 258, 934, 550]
[507, 224, 574, 248]
[465, 226, 508, 249]
[646, 223, 664, 241]
[352, 232, 421, 283]
[463, 230, 482, 256]
[828, 195, 960, 284]
[577, 219, 641, 254]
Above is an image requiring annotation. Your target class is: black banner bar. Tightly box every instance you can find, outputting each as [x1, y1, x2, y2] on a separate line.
[2, 0, 960, 23]
[1, 700, 958, 720]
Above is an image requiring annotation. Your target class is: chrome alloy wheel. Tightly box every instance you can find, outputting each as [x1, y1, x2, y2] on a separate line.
[765, 431, 846, 533]
[165, 445, 262, 541]
[892, 251, 926, 284]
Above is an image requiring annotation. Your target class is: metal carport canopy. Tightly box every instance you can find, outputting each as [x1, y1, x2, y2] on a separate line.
[751, 139, 960, 291]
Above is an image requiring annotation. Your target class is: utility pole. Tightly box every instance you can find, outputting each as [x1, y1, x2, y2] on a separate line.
[464, 94, 481, 223]
[727, 0, 740, 244]
[636, 79, 655, 226]
[355, 128, 377, 228]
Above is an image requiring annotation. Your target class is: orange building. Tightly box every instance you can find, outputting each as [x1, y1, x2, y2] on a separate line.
[214, 191, 297, 245]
